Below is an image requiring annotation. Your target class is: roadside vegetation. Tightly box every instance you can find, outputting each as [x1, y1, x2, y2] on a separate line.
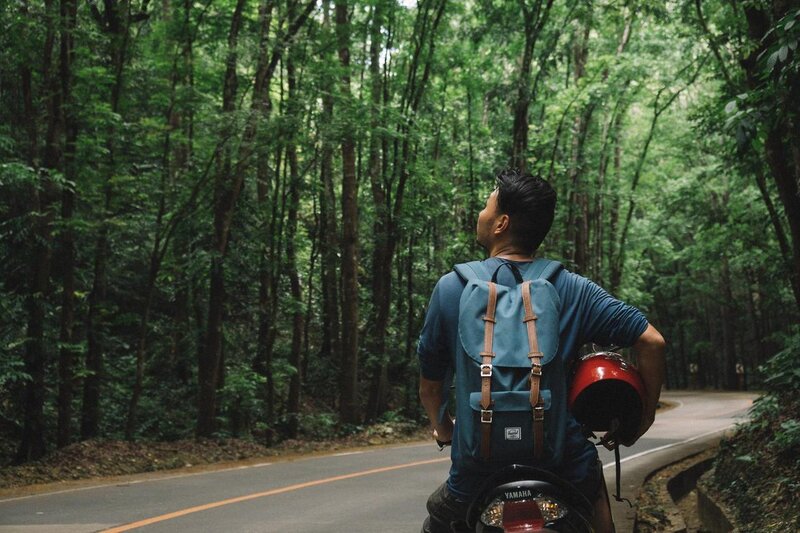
[709, 331, 800, 531]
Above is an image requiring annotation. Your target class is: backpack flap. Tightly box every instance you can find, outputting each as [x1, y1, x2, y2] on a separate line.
[458, 280, 560, 370]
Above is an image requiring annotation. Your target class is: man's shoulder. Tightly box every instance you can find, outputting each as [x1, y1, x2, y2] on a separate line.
[435, 269, 466, 296]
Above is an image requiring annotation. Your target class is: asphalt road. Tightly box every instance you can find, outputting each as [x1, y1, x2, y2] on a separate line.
[0, 391, 756, 533]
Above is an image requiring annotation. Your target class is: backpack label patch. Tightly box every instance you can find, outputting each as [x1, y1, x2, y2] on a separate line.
[505, 427, 522, 440]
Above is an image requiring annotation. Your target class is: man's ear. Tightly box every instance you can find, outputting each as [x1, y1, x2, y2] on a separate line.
[494, 214, 510, 235]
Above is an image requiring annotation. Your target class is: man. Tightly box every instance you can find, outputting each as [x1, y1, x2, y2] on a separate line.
[418, 169, 666, 532]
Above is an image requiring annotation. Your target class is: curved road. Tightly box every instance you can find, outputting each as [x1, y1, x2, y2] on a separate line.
[0, 391, 755, 532]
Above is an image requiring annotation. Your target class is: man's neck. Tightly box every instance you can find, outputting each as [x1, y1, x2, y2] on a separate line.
[488, 243, 533, 262]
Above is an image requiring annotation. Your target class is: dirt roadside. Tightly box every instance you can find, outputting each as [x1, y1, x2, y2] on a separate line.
[0, 422, 430, 499]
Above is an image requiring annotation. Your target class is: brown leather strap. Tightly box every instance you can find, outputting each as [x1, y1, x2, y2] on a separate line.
[522, 281, 544, 459]
[480, 282, 497, 460]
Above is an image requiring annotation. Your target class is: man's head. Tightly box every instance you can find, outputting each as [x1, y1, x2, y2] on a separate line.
[476, 169, 557, 256]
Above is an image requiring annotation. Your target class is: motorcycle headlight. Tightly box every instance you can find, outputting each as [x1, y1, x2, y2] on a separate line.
[479, 496, 567, 527]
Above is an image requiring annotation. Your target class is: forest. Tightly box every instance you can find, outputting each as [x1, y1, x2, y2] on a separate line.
[1, 0, 798, 466]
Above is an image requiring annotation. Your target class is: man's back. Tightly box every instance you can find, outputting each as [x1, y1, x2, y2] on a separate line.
[418, 257, 648, 500]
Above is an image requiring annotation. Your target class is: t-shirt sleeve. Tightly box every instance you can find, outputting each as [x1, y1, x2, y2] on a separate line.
[565, 272, 649, 348]
[417, 278, 451, 381]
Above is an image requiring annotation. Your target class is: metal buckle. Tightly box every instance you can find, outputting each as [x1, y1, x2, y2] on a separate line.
[481, 409, 493, 423]
[534, 405, 545, 421]
[480, 364, 493, 377]
[530, 364, 542, 377]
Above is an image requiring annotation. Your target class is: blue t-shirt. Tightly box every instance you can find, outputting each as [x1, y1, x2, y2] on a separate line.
[417, 258, 649, 500]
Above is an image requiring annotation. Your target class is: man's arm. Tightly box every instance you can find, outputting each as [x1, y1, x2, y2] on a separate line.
[419, 375, 453, 444]
[627, 323, 666, 444]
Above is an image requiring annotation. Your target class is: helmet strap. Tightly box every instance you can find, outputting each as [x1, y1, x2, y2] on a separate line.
[613, 445, 633, 508]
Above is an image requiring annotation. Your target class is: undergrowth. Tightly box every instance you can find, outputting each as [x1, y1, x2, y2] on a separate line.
[711, 332, 800, 531]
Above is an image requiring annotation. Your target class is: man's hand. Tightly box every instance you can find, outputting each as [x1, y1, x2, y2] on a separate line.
[624, 323, 666, 447]
[433, 415, 454, 447]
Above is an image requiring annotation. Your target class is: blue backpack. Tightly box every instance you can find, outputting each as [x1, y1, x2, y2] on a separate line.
[453, 259, 566, 469]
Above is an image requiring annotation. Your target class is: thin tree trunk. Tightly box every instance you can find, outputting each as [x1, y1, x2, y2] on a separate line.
[510, 0, 555, 171]
[197, 0, 247, 438]
[336, 0, 361, 425]
[285, 43, 304, 438]
[17, 192, 52, 463]
[82, 0, 138, 440]
[318, 2, 341, 402]
[366, 0, 387, 423]
[56, 0, 78, 448]
[720, 256, 737, 389]
[18, 0, 59, 461]
[318, 4, 341, 391]
[752, 163, 799, 306]
[610, 59, 705, 292]
[762, 125, 800, 312]
[366, 0, 446, 421]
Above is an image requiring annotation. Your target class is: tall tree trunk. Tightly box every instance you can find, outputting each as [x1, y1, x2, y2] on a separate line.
[82, 189, 113, 439]
[251, 0, 278, 445]
[566, 20, 591, 272]
[753, 164, 798, 304]
[740, 4, 800, 311]
[366, 0, 446, 421]
[56, 0, 78, 448]
[82, 0, 139, 440]
[594, 93, 627, 282]
[762, 125, 800, 312]
[510, 0, 554, 171]
[197, 0, 314, 437]
[318, 1, 341, 398]
[17, 190, 53, 463]
[610, 59, 704, 293]
[170, 0, 197, 390]
[285, 44, 304, 438]
[365, 0, 388, 423]
[335, 0, 361, 425]
[197, 0, 247, 438]
[720, 256, 737, 389]
[18, 0, 60, 462]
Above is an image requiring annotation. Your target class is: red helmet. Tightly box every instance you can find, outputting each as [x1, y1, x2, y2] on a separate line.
[568, 350, 646, 445]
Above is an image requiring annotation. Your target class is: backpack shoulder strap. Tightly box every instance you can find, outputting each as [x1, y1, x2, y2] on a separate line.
[453, 261, 491, 282]
[523, 258, 563, 282]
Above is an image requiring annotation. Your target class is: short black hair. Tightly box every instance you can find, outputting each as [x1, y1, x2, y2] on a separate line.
[494, 169, 557, 254]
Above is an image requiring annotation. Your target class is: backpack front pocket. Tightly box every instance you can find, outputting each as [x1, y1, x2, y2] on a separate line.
[468, 390, 552, 461]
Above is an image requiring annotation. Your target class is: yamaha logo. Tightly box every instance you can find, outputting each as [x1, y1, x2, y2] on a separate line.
[505, 489, 533, 500]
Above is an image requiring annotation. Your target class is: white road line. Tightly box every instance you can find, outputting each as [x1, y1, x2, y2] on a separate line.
[602, 426, 731, 470]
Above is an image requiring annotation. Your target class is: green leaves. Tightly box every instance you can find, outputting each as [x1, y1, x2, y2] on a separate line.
[757, 8, 800, 78]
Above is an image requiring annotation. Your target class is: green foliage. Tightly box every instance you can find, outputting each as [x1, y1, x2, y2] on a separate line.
[0, 0, 797, 467]
[761, 331, 800, 394]
[759, 8, 800, 78]
[297, 412, 339, 440]
[771, 419, 800, 454]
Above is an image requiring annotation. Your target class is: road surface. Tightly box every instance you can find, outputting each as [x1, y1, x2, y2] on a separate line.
[0, 391, 756, 532]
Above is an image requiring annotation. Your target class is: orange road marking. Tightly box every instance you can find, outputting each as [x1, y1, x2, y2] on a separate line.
[102, 457, 448, 532]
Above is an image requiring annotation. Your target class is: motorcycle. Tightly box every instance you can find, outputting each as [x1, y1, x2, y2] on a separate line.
[464, 464, 594, 533]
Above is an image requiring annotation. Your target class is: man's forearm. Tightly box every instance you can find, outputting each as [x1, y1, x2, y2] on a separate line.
[634, 323, 666, 414]
[419, 375, 444, 428]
